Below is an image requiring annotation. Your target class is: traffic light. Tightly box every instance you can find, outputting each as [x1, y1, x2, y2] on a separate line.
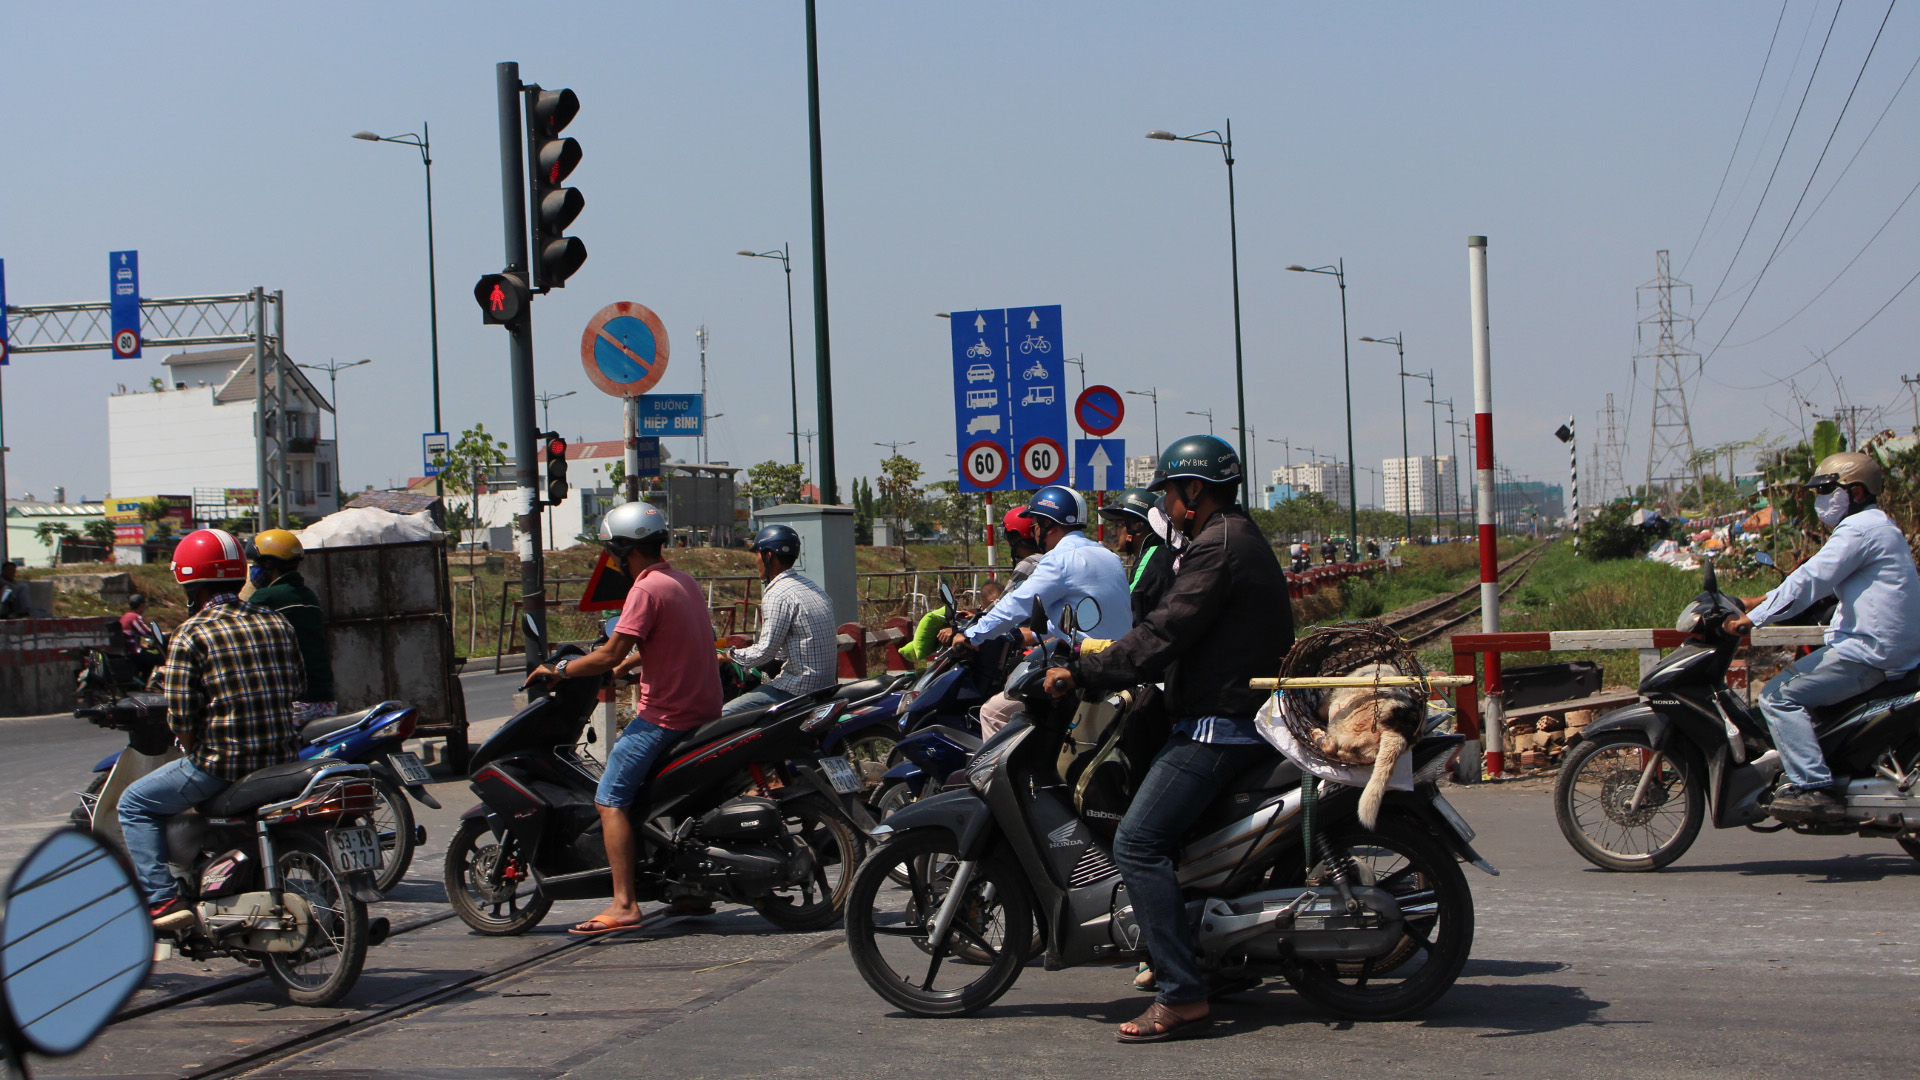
[524, 86, 586, 291]
[474, 272, 527, 325]
[545, 433, 569, 505]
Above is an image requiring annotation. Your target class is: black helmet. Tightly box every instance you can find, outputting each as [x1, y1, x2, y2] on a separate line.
[1148, 434, 1242, 491]
[750, 523, 801, 561]
[1097, 487, 1158, 523]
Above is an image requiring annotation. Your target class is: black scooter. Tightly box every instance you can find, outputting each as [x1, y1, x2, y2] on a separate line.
[443, 618, 890, 935]
[1553, 558, 1920, 870]
[845, 599, 1492, 1020]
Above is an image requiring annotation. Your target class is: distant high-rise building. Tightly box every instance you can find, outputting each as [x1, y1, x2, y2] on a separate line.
[1382, 455, 1460, 517]
[1276, 461, 1351, 511]
[1125, 454, 1159, 489]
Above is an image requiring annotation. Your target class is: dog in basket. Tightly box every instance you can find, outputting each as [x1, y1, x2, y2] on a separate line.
[1308, 662, 1426, 829]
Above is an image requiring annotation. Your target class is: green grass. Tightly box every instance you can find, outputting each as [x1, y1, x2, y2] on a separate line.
[1339, 538, 1535, 620]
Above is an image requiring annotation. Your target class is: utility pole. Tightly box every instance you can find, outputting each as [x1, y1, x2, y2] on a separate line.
[1640, 251, 1699, 507]
[1903, 375, 1920, 432]
[1598, 392, 1627, 505]
[696, 324, 710, 464]
[804, 0, 839, 505]
[495, 61, 543, 670]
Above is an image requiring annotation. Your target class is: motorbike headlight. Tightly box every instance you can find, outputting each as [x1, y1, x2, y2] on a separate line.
[965, 726, 1026, 794]
[898, 689, 920, 714]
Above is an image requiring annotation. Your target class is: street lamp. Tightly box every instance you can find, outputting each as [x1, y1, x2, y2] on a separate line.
[1405, 370, 1436, 536]
[1435, 399, 1463, 535]
[1063, 354, 1087, 394]
[352, 126, 442, 502]
[1185, 408, 1214, 435]
[790, 429, 818, 502]
[1231, 424, 1255, 502]
[297, 358, 370, 495]
[1357, 463, 1380, 512]
[737, 245, 802, 467]
[1126, 388, 1161, 451]
[874, 439, 916, 456]
[1286, 261, 1359, 548]
[1358, 334, 1412, 539]
[535, 389, 576, 436]
[1147, 122, 1249, 506]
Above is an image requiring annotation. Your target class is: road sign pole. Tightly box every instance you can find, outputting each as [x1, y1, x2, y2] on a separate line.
[984, 492, 995, 569]
[498, 61, 546, 672]
[624, 396, 641, 503]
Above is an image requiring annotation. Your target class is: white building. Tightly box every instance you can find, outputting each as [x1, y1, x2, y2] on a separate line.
[1382, 455, 1459, 516]
[1276, 461, 1352, 511]
[1125, 454, 1158, 489]
[107, 347, 339, 519]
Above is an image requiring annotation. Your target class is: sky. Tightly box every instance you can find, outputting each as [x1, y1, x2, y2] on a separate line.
[4, 1, 1917, 511]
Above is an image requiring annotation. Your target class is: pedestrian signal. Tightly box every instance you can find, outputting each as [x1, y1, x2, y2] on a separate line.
[474, 272, 527, 325]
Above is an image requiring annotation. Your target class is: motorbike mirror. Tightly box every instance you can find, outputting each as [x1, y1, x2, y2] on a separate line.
[1752, 551, 1776, 568]
[1702, 556, 1719, 595]
[602, 615, 620, 640]
[523, 613, 543, 648]
[1071, 596, 1100, 633]
[1, 829, 151, 1057]
[939, 580, 957, 615]
[1028, 598, 1049, 636]
[1058, 601, 1078, 636]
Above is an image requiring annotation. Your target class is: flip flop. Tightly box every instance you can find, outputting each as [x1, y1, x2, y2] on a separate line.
[1133, 963, 1157, 993]
[569, 916, 643, 936]
[1116, 1001, 1213, 1044]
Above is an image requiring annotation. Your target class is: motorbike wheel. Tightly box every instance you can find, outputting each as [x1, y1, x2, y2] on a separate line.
[754, 794, 860, 932]
[1278, 812, 1474, 1021]
[364, 777, 416, 894]
[1554, 732, 1703, 871]
[444, 817, 552, 935]
[845, 829, 1031, 1017]
[266, 834, 370, 1008]
[841, 734, 897, 795]
[1897, 838, 1920, 862]
[69, 773, 108, 831]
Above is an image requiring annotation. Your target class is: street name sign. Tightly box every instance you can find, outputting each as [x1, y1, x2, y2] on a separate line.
[635, 394, 703, 437]
[580, 302, 669, 398]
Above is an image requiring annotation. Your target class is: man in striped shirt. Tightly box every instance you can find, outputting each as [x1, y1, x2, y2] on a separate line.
[723, 524, 838, 715]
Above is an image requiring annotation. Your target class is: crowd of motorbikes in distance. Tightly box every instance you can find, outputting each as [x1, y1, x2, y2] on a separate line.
[62, 563, 1920, 1020]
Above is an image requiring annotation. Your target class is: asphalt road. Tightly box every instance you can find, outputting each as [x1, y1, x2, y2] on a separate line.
[5, 749, 1914, 1080]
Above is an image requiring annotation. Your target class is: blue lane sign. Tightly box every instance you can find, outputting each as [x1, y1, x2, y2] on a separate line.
[0, 258, 8, 365]
[635, 394, 703, 437]
[950, 305, 1068, 492]
[951, 308, 1012, 491]
[634, 435, 662, 478]
[1009, 306, 1068, 487]
[1075, 439, 1125, 492]
[423, 432, 449, 477]
[109, 250, 140, 358]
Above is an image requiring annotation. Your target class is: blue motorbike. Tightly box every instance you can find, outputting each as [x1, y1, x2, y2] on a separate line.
[76, 699, 437, 894]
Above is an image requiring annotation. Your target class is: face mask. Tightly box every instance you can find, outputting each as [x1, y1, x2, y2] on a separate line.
[249, 565, 271, 587]
[1815, 488, 1852, 528]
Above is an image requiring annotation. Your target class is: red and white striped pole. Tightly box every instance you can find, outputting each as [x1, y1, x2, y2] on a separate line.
[1468, 235, 1505, 780]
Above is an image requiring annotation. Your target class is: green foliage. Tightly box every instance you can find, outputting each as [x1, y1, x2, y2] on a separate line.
[1581, 501, 1662, 561]
[746, 460, 804, 507]
[851, 478, 875, 544]
[33, 520, 77, 547]
[82, 519, 117, 546]
[876, 455, 924, 522]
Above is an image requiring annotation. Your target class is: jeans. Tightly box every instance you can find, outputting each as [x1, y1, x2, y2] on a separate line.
[1112, 733, 1270, 1005]
[119, 756, 229, 905]
[1759, 646, 1888, 790]
[595, 717, 688, 808]
[721, 684, 797, 717]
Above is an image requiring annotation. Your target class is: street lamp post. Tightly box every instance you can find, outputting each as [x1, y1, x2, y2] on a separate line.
[1147, 123, 1249, 506]
[298, 358, 370, 500]
[1403, 370, 1435, 535]
[352, 126, 442, 503]
[1231, 424, 1255, 505]
[1286, 261, 1359, 549]
[1359, 334, 1412, 540]
[1063, 354, 1086, 394]
[790, 429, 818, 501]
[737, 245, 802, 467]
[1185, 408, 1214, 435]
[1126, 388, 1161, 452]
[1357, 463, 1380, 512]
[1434, 399, 1463, 535]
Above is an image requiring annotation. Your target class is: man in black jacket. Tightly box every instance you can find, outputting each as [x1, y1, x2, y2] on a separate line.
[1044, 435, 1292, 1043]
[1097, 486, 1177, 625]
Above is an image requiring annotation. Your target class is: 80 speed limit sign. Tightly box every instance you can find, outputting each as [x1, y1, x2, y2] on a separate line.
[961, 440, 1009, 489]
[112, 329, 141, 358]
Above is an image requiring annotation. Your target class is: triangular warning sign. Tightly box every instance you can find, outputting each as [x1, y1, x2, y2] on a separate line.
[577, 550, 633, 611]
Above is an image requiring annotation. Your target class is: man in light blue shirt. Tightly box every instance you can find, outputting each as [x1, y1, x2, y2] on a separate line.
[1727, 452, 1920, 820]
[949, 486, 1133, 648]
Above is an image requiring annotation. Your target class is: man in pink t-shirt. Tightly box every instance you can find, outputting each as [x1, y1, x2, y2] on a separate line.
[524, 502, 720, 934]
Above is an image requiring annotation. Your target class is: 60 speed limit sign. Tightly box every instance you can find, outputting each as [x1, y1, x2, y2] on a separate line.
[962, 440, 1009, 488]
[1017, 436, 1066, 486]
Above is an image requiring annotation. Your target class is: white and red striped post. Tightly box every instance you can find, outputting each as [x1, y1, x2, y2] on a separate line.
[1468, 236, 1505, 780]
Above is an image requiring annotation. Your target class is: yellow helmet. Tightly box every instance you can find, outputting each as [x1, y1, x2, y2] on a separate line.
[246, 528, 304, 564]
[1810, 452, 1884, 498]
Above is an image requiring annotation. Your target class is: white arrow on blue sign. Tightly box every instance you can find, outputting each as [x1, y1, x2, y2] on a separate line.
[1075, 438, 1125, 492]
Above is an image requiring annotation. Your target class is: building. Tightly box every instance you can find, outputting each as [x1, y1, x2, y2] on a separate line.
[1275, 461, 1351, 511]
[1125, 454, 1158, 489]
[1382, 455, 1461, 517]
[1260, 482, 1297, 510]
[5, 500, 108, 568]
[107, 347, 338, 520]
[1493, 480, 1565, 526]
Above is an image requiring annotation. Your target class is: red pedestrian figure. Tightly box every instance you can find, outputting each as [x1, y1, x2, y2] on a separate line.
[489, 283, 506, 312]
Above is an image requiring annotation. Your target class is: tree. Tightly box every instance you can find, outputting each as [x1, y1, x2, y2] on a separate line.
[926, 480, 977, 560]
[33, 520, 77, 548]
[876, 455, 925, 525]
[851, 477, 875, 544]
[82, 518, 116, 547]
[137, 498, 180, 541]
[746, 460, 804, 507]
[437, 423, 510, 535]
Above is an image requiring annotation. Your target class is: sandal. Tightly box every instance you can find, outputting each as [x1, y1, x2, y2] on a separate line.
[1116, 1001, 1213, 1044]
[569, 915, 643, 936]
[1133, 963, 1157, 993]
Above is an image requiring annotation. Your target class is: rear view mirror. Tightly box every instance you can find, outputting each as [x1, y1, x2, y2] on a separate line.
[523, 613, 543, 649]
[1058, 602, 1078, 636]
[2, 829, 151, 1058]
[1072, 596, 1101, 633]
[939, 580, 957, 615]
[1028, 598, 1049, 636]
[1702, 556, 1719, 595]
[1752, 551, 1776, 568]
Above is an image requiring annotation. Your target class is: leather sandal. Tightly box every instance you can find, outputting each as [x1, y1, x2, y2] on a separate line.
[1116, 1001, 1213, 1044]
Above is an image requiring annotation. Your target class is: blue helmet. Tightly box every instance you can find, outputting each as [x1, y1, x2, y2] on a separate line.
[1024, 485, 1089, 529]
[750, 523, 801, 561]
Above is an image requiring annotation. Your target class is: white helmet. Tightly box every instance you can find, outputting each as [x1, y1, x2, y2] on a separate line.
[598, 501, 669, 556]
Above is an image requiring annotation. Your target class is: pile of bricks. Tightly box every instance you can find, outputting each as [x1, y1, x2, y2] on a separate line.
[1504, 708, 1597, 771]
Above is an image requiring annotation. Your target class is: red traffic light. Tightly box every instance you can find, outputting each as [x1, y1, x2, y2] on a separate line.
[529, 88, 579, 135]
[547, 436, 568, 459]
[473, 272, 527, 325]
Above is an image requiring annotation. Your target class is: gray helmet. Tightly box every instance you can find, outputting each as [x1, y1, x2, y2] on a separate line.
[1149, 434, 1242, 491]
[598, 501, 669, 556]
[1097, 487, 1158, 523]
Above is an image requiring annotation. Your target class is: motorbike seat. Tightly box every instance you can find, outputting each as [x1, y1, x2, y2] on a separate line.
[1223, 748, 1295, 796]
[834, 677, 895, 702]
[1814, 668, 1920, 726]
[200, 759, 341, 816]
[909, 725, 981, 754]
[299, 707, 376, 745]
[685, 705, 778, 748]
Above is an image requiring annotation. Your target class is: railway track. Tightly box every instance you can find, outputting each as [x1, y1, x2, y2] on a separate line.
[1385, 542, 1551, 648]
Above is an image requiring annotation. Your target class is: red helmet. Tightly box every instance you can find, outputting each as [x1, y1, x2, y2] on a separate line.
[172, 528, 248, 587]
[1002, 506, 1035, 542]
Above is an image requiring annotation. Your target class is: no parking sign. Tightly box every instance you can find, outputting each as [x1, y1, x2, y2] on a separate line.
[580, 302, 670, 398]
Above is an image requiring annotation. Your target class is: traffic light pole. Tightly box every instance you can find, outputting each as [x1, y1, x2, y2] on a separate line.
[497, 60, 545, 672]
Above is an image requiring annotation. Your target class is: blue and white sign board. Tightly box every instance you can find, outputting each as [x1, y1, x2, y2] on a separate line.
[950, 305, 1068, 492]
[636, 393, 703, 437]
[1075, 439, 1125, 492]
[109, 250, 140, 358]
[0, 258, 8, 365]
[634, 435, 662, 478]
[423, 432, 449, 477]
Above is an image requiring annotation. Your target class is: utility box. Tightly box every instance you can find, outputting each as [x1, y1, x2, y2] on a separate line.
[1500, 661, 1602, 709]
[756, 503, 857, 625]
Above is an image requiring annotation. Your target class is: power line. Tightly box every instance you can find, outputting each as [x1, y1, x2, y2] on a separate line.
[1818, 258, 1920, 356]
[1681, 0, 1792, 277]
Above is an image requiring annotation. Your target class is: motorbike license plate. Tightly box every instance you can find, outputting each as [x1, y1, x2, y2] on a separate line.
[388, 751, 433, 786]
[1428, 792, 1477, 843]
[327, 827, 381, 873]
[819, 756, 864, 795]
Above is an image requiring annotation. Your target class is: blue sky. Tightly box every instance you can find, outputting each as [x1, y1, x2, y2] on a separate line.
[4, 1, 1916, 506]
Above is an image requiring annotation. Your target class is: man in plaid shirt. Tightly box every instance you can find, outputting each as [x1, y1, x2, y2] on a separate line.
[120, 529, 305, 927]
[723, 524, 838, 715]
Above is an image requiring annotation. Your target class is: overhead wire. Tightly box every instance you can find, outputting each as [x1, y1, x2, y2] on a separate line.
[1681, 0, 1793, 278]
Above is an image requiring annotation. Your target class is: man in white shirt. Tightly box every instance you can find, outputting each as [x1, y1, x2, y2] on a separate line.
[724, 524, 839, 715]
[946, 486, 1132, 648]
[1726, 452, 1920, 820]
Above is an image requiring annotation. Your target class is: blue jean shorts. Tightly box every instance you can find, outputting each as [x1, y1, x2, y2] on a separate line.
[595, 717, 688, 808]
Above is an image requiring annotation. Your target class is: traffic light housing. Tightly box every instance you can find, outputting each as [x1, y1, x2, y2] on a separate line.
[525, 86, 587, 291]
[474, 272, 527, 325]
[545, 433, 569, 505]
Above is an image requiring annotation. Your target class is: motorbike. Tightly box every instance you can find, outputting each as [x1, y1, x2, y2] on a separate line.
[72, 693, 388, 1007]
[77, 699, 438, 894]
[844, 598, 1489, 1020]
[75, 622, 166, 708]
[1553, 557, 1920, 870]
[441, 617, 887, 936]
[817, 672, 914, 794]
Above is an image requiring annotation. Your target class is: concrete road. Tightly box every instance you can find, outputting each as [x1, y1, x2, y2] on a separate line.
[15, 769, 1918, 1079]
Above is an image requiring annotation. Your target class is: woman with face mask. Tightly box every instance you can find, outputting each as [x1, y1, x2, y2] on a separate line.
[1725, 451, 1920, 821]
